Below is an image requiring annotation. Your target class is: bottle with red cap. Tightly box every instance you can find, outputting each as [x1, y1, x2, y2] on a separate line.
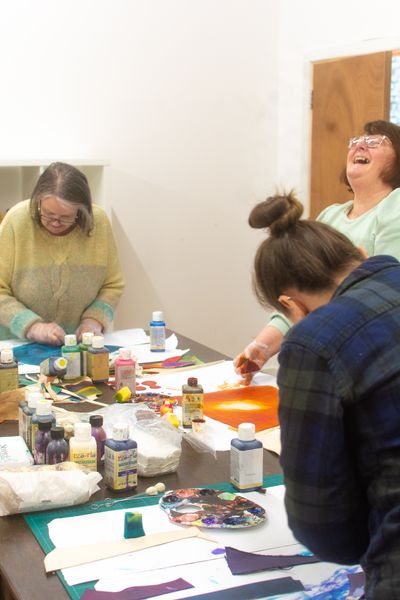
[181, 376, 204, 429]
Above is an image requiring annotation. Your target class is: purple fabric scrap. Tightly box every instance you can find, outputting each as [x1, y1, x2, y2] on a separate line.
[225, 545, 320, 575]
[80, 578, 194, 600]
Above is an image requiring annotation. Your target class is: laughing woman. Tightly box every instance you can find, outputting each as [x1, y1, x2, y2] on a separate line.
[235, 120, 400, 381]
[0, 162, 124, 345]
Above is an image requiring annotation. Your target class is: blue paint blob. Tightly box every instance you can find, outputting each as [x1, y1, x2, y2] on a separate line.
[211, 547, 226, 555]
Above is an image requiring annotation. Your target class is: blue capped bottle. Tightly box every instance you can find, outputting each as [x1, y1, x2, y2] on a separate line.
[149, 310, 166, 352]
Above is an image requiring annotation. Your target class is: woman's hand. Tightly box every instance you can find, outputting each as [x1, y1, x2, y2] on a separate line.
[26, 322, 66, 346]
[234, 341, 271, 385]
[75, 318, 103, 342]
[234, 325, 284, 384]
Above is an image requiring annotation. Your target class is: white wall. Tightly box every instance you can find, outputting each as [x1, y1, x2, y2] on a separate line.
[276, 0, 400, 205]
[0, 0, 279, 358]
[3, 0, 400, 358]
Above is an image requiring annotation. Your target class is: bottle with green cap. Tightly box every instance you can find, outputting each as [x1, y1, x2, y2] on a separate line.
[61, 334, 81, 380]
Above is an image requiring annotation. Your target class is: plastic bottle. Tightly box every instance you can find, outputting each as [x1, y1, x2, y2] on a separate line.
[181, 377, 204, 428]
[104, 422, 137, 492]
[23, 391, 42, 451]
[79, 331, 94, 377]
[149, 310, 166, 352]
[30, 400, 56, 452]
[33, 418, 52, 464]
[69, 422, 97, 471]
[39, 356, 68, 377]
[0, 347, 19, 393]
[87, 335, 109, 383]
[61, 334, 81, 380]
[89, 414, 107, 466]
[18, 398, 27, 438]
[46, 426, 69, 464]
[114, 347, 136, 394]
[230, 422, 263, 492]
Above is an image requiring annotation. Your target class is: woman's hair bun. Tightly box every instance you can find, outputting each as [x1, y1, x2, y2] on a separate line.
[248, 190, 303, 236]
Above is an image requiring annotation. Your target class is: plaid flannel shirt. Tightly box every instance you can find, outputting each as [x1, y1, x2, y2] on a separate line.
[278, 255, 400, 599]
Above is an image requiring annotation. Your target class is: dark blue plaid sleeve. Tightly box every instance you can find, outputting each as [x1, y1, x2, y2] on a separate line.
[278, 341, 369, 564]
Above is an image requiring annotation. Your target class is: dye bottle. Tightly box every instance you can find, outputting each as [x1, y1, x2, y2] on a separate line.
[31, 400, 56, 453]
[230, 422, 263, 492]
[46, 427, 69, 464]
[18, 398, 27, 438]
[0, 347, 19, 393]
[23, 391, 42, 451]
[39, 356, 68, 378]
[69, 422, 97, 471]
[89, 414, 107, 466]
[79, 331, 94, 376]
[33, 418, 52, 464]
[104, 423, 137, 492]
[87, 335, 110, 383]
[61, 334, 81, 380]
[149, 310, 166, 352]
[114, 347, 136, 394]
[181, 377, 204, 429]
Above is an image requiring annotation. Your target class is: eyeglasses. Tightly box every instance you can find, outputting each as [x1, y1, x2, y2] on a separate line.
[39, 212, 78, 225]
[348, 135, 388, 149]
[38, 203, 78, 226]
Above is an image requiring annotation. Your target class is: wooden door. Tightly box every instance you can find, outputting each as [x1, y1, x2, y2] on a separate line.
[310, 51, 391, 218]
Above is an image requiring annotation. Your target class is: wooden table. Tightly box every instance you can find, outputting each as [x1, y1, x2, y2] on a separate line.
[0, 332, 281, 600]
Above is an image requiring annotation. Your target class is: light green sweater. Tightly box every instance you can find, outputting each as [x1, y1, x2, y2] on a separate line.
[269, 188, 400, 335]
[0, 200, 125, 340]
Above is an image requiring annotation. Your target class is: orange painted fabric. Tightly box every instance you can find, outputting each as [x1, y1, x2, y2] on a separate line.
[203, 386, 279, 432]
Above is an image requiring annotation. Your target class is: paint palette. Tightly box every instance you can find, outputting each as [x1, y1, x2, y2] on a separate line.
[159, 488, 266, 529]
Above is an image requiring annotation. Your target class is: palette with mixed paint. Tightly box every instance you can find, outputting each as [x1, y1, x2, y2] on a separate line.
[159, 488, 266, 528]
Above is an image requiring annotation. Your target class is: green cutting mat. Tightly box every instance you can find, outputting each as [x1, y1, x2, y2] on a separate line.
[24, 474, 283, 600]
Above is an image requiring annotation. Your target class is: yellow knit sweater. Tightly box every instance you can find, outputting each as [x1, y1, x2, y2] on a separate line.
[0, 200, 125, 340]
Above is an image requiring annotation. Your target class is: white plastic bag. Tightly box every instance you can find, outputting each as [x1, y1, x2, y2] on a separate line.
[100, 403, 183, 477]
[0, 463, 101, 516]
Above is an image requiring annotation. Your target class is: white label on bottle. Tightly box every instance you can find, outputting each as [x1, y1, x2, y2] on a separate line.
[63, 351, 81, 379]
[150, 326, 166, 351]
[230, 446, 263, 489]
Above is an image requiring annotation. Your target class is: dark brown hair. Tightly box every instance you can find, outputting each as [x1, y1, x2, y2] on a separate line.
[30, 162, 93, 235]
[341, 120, 400, 191]
[250, 191, 363, 311]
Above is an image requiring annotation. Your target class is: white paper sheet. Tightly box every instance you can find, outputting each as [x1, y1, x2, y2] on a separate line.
[95, 548, 340, 598]
[48, 486, 298, 586]
[108, 333, 189, 365]
[148, 361, 277, 394]
[103, 328, 149, 346]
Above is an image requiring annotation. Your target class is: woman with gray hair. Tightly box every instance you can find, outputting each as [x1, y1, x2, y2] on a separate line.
[0, 162, 124, 345]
